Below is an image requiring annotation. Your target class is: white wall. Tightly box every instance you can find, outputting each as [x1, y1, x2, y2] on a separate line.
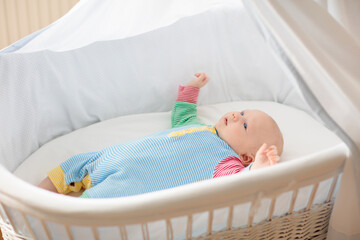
[0, 0, 78, 49]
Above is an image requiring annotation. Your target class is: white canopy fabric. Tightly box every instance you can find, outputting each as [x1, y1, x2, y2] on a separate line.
[1, 0, 359, 239]
[12, 0, 240, 53]
[314, 0, 360, 44]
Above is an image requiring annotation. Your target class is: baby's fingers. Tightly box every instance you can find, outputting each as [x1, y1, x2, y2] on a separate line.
[269, 155, 280, 166]
[265, 145, 279, 166]
[196, 73, 206, 79]
[266, 145, 278, 156]
[256, 143, 268, 156]
[202, 75, 210, 84]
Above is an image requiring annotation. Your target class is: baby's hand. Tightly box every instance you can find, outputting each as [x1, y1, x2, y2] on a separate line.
[186, 73, 210, 88]
[250, 143, 280, 171]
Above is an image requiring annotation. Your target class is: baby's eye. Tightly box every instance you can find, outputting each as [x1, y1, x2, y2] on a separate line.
[240, 112, 244, 116]
[244, 123, 247, 130]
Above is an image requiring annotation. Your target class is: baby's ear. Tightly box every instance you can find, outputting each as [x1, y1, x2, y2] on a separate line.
[240, 153, 254, 166]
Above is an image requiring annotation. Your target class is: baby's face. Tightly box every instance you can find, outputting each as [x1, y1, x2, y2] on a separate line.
[215, 110, 283, 159]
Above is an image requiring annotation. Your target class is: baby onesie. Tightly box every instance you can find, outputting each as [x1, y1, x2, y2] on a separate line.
[48, 85, 248, 198]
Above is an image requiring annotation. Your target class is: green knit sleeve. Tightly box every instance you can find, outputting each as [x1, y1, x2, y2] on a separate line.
[171, 101, 204, 128]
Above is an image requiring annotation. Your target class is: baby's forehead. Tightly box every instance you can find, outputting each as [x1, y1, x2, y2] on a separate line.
[244, 109, 270, 119]
[245, 109, 278, 127]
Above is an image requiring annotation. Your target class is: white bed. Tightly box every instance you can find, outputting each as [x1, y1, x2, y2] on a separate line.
[12, 101, 347, 239]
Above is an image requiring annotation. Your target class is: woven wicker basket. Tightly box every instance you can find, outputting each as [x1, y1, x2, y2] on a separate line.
[0, 200, 333, 240]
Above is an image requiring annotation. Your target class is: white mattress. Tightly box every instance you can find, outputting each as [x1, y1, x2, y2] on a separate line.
[13, 101, 345, 238]
[15, 101, 343, 185]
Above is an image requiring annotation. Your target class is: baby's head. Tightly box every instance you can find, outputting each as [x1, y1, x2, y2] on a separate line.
[215, 110, 283, 166]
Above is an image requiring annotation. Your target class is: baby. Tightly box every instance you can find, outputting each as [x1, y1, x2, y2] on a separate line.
[39, 73, 283, 198]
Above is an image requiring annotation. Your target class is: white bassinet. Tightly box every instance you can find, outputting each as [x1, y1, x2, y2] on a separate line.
[1, 1, 360, 240]
[8, 101, 347, 240]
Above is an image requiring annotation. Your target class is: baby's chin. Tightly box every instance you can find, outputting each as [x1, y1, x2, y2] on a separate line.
[214, 122, 221, 131]
[215, 117, 223, 126]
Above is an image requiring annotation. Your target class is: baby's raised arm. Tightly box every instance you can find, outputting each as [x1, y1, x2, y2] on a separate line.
[171, 73, 209, 128]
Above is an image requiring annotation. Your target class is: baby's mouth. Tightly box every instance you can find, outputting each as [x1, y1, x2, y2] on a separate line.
[224, 117, 228, 126]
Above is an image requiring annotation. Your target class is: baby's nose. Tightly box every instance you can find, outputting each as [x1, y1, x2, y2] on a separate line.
[232, 113, 241, 121]
[233, 112, 245, 122]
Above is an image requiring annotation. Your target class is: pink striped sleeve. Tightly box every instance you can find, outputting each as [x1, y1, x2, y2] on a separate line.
[213, 156, 246, 178]
[176, 85, 200, 104]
